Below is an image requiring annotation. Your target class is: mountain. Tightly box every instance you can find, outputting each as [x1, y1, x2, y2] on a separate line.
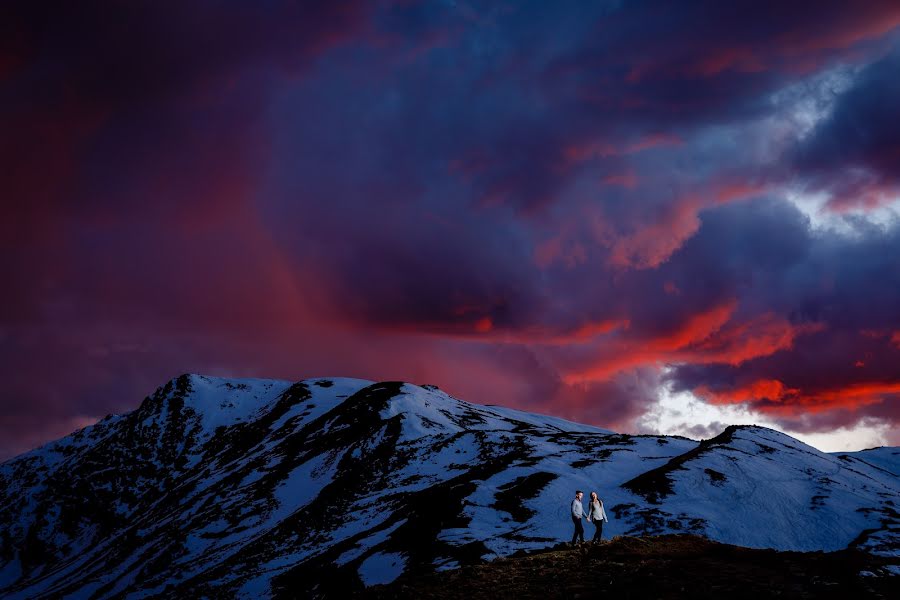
[1, 375, 897, 598]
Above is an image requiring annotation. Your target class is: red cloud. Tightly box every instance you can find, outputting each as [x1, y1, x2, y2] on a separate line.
[697, 379, 900, 415]
[625, 133, 683, 153]
[565, 133, 682, 163]
[712, 180, 769, 204]
[688, 47, 766, 77]
[684, 314, 825, 366]
[696, 378, 798, 404]
[602, 197, 702, 269]
[774, 5, 900, 54]
[560, 300, 737, 383]
[560, 304, 824, 386]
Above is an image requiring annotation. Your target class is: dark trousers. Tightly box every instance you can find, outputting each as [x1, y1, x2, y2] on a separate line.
[592, 519, 603, 542]
[571, 517, 585, 543]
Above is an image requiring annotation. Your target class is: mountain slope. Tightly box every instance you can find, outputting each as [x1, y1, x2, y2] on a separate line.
[1, 375, 897, 598]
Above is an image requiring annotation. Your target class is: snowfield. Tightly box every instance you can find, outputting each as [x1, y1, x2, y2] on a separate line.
[1, 375, 897, 598]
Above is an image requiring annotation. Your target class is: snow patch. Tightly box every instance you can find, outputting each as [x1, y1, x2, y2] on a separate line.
[358, 552, 406, 586]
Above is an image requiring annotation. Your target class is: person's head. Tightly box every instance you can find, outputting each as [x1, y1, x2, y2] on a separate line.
[575, 490, 583, 500]
[590, 491, 598, 501]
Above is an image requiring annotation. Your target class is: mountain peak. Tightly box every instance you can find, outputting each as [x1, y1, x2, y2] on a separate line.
[1, 374, 896, 597]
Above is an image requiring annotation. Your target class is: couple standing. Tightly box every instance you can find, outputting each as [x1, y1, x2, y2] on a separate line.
[570, 489, 607, 544]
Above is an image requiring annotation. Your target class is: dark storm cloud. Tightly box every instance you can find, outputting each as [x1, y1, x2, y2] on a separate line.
[2, 1, 900, 459]
[0, 0, 370, 459]
[794, 47, 900, 210]
[546, 0, 900, 126]
[0, 0, 367, 228]
[797, 48, 900, 175]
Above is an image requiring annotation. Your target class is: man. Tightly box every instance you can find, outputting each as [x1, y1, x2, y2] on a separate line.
[570, 490, 587, 545]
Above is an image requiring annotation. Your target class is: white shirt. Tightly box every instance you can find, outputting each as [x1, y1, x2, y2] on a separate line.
[589, 499, 608, 522]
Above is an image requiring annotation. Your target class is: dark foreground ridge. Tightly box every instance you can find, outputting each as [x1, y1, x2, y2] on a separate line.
[362, 534, 898, 599]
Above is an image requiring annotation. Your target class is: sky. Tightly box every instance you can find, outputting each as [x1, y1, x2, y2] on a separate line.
[2, 0, 900, 460]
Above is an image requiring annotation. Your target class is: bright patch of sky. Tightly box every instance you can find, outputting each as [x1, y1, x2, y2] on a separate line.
[769, 65, 856, 142]
[785, 187, 900, 233]
[763, 64, 900, 232]
[639, 370, 893, 452]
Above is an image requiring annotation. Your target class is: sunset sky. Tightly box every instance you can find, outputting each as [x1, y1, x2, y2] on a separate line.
[2, 1, 900, 459]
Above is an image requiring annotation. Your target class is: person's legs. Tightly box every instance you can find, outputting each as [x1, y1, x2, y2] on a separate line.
[592, 520, 603, 542]
[575, 519, 585, 543]
[571, 517, 579, 544]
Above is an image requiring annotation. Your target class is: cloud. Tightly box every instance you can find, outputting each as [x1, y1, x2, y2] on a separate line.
[665, 202, 900, 430]
[2, 1, 900, 459]
[0, 0, 368, 230]
[794, 48, 900, 210]
[677, 421, 730, 440]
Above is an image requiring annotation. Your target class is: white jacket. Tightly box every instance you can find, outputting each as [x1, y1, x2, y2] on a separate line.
[588, 499, 608, 523]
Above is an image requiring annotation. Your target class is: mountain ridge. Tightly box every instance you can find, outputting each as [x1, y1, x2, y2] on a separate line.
[1, 374, 897, 598]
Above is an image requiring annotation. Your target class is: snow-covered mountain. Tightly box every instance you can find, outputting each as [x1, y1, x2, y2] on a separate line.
[1, 375, 897, 598]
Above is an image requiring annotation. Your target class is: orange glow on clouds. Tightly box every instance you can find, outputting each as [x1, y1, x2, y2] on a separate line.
[560, 303, 824, 385]
[696, 379, 798, 404]
[685, 314, 825, 366]
[474, 317, 493, 333]
[603, 197, 702, 269]
[561, 300, 737, 384]
[696, 379, 900, 415]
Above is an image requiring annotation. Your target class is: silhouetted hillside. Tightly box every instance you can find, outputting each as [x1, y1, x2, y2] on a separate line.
[364, 534, 898, 599]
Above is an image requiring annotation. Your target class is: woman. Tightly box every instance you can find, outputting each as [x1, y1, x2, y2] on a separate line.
[587, 491, 608, 543]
